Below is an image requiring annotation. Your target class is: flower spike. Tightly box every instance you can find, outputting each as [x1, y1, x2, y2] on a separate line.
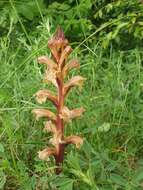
[32, 26, 86, 174]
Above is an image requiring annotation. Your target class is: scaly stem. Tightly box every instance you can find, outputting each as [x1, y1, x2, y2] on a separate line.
[57, 77, 64, 132]
[55, 76, 65, 174]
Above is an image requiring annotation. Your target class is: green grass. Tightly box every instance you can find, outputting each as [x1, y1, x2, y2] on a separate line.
[1, 5, 143, 190]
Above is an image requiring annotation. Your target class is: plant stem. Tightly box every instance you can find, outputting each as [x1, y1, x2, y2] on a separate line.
[55, 143, 65, 174]
[55, 76, 65, 174]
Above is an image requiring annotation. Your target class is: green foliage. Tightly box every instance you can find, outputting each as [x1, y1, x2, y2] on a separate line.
[1, 0, 143, 48]
[93, 0, 143, 48]
[45, 0, 93, 39]
[1, 0, 143, 189]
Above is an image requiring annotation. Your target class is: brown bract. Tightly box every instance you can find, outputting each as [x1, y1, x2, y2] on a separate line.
[32, 26, 86, 174]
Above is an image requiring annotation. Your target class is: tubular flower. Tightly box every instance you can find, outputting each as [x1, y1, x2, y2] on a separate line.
[64, 135, 83, 148]
[32, 109, 56, 121]
[62, 59, 80, 78]
[38, 148, 57, 161]
[64, 76, 86, 97]
[35, 89, 58, 106]
[32, 26, 86, 174]
[60, 106, 85, 122]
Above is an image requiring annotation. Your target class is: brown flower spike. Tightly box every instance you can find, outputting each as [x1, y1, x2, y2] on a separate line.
[32, 27, 85, 174]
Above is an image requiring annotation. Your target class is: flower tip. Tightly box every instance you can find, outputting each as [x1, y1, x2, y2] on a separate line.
[55, 26, 65, 40]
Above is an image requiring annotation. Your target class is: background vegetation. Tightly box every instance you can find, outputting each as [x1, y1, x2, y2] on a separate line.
[1, 0, 143, 189]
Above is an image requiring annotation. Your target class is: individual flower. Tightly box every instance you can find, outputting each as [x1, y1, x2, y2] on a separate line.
[60, 106, 85, 122]
[64, 135, 83, 148]
[35, 89, 58, 106]
[62, 59, 80, 78]
[32, 109, 56, 121]
[64, 76, 86, 97]
[38, 148, 56, 160]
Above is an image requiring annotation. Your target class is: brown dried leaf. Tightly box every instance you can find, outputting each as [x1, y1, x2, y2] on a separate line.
[64, 76, 86, 96]
[38, 147, 56, 160]
[32, 109, 56, 121]
[35, 89, 58, 106]
[62, 59, 80, 78]
[65, 135, 83, 148]
[60, 106, 85, 122]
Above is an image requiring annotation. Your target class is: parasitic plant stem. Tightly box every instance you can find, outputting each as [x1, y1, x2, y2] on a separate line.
[56, 78, 65, 174]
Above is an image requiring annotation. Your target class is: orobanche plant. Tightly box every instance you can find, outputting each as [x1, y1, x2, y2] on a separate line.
[32, 27, 85, 174]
